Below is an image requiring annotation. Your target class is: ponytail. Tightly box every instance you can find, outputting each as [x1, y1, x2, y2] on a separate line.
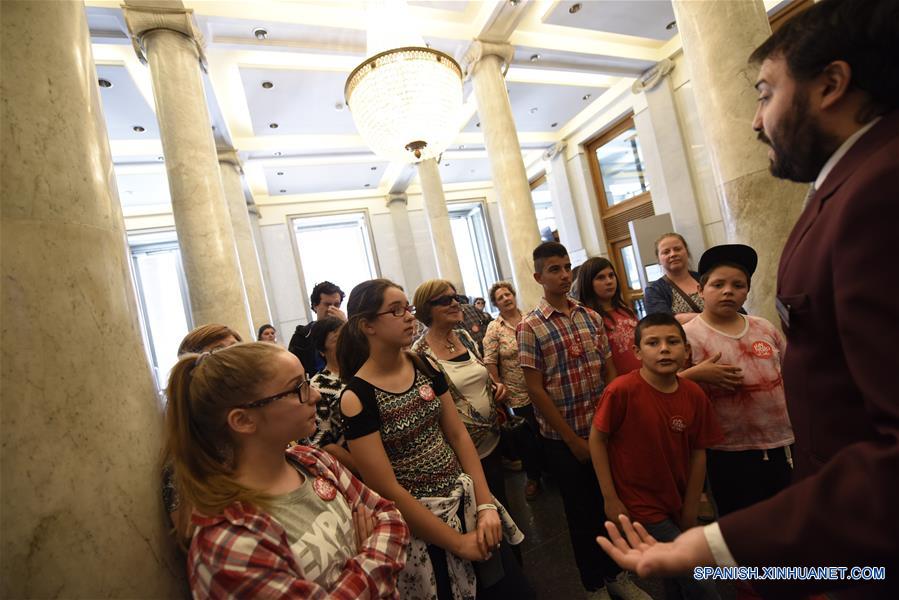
[337, 316, 370, 382]
[162, 343, 284, 529]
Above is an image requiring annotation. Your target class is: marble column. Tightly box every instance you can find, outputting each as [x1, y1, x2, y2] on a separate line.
[543, 143, 587, 265]
[387, 193, 424, 291]
[219, 149, 272, 332]
[123, 5, 253, 340]
[417, 158, 465, 293]
[0, 1, 182, 596]
[632, 62, 706, 258]
[672, 0, 806, 323]
[463, 41, 544, 311]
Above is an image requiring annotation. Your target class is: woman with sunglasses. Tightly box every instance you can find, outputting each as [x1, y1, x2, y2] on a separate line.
[411, 280, 511, 514]
[339, 279, 532, 600]
[164, 341, 409, 598]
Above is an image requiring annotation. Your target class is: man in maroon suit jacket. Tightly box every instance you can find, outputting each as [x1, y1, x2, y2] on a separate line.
[597, 1, 898, 598]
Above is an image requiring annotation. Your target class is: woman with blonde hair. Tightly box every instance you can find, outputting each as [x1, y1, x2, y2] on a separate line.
[164, 342, 408, 597]
[643, 232, 703, 323]
[164, 323, 244, 540]
[411, 279, 510, 512]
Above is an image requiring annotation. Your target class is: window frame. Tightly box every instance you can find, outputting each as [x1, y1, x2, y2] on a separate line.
[287, 209, 381, 322]
[446, 197, 502, 300]
[128, 228, 193, 390]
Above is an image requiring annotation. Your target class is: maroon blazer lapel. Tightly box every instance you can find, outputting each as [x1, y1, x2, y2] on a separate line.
[778, 110, 899, 289]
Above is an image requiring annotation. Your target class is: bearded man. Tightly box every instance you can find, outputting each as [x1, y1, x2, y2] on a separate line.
[596, 1, 899, 598]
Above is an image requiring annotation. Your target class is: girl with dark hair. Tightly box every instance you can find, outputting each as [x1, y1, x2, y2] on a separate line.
[300, 317, 357, 474]
[338, 279, 531, 600]
[574, 257, 641, 376]
[164, 342, 408, 598]
[257, 324, 277, 343]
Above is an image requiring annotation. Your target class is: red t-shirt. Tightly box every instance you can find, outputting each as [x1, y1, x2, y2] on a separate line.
[602, 308, 642, 375]
[593, 370, 723, 524]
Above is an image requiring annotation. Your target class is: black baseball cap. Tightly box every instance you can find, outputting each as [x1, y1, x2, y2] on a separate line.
[698, 244, 758, 278]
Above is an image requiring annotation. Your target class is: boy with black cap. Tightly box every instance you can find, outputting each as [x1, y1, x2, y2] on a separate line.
[683, 244, 795, 520]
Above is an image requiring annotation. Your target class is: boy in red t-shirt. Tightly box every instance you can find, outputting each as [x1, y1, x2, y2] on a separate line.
[590, 312, 723, 600]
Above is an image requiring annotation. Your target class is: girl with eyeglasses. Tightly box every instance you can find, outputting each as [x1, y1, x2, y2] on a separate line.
[338, 279, 532, 600]
[163, 341, 409, 598]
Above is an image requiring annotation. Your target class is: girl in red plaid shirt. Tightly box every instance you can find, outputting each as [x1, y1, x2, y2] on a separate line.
[164, 342, 409, 599]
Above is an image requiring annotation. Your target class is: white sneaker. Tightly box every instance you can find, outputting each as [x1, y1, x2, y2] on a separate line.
[605, 571, 652, 600]
[586, 588, 612, 600]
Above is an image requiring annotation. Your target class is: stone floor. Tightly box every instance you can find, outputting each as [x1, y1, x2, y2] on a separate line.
[501, 468, 735, 600]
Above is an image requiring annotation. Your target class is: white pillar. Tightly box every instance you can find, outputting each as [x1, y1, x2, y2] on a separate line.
[543, 143, 587, 265]
[417, 158, 465, 292]
[387, 193, 424, 290]
[219, 149, 272, 332]
[1, 1, 182, 595]
[463, 41, 544, 310]
[632, 63, 706, 258]
[123, 5, 253, 340]
[671, 0, 806, 322]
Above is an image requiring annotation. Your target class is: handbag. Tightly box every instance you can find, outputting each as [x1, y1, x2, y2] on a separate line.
[664, 275, 703, 313]
[498, 405, 530, 459]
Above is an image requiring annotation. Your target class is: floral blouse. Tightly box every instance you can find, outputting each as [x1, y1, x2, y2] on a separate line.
[482, 313, 530, 408]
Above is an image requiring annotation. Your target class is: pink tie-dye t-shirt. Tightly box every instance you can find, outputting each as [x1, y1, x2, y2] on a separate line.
[683, 314, 795, 451]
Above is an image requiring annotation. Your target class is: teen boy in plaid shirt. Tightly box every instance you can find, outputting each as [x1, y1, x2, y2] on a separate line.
[518, 242, 649, 600]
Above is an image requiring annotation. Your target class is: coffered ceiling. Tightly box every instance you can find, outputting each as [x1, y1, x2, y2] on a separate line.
[85, 0, 791, 214]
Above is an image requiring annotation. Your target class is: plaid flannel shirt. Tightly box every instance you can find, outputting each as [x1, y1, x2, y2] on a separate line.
[517, 298, 611, 440]
[189, 446, 409, 599]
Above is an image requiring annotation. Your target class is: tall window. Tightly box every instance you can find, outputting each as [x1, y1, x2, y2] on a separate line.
[529, 173, 557, 241]
[448, 200, 500, 302]
[291, 211, 379, 316]
[587, 115, 655, 313]
[594, 124, 650, 206]
[129, 230, 192, 390]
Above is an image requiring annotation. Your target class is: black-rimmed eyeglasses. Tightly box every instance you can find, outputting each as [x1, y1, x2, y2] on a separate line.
[238, 378, 312, 409]
[376, 304, 416, 318]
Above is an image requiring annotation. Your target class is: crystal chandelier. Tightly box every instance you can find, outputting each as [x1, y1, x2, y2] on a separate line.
[345, 3, 463, 164]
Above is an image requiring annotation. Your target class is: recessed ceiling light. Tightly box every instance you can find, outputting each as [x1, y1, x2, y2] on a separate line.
[666, 20, 677, 31]
[276, 171, 284, 176]
[269, 123, 279, 129]
[279, 189, 286, 193]
[370, 166, 377, 171]
[273, 151, 282, 156]
[529, 107, 538, 114]
[569, 3, 582, 14]
[132, 125, 145, 132]
[262, 81, 273, 89]
[98, 79, 112, 88]
[551, 122, 558, 127]
[253, 28, 268, 40]
[529, 54, 540, 62]
[583, 93, 592, 101]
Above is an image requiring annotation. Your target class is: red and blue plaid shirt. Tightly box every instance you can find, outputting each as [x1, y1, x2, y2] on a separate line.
[189, 446, 409, 599]
[517, 297, 611, 440]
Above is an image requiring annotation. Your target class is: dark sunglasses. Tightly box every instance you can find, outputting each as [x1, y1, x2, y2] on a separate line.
[237, 378, 312, 409]
[428, 294, 459, 307]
